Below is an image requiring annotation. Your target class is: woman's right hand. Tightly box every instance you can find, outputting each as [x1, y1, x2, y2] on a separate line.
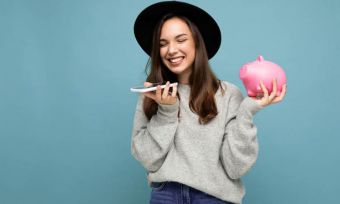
[143, 81, 178, 105]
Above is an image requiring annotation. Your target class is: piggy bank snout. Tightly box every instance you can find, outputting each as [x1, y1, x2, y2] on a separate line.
[240, 66, 248, 80]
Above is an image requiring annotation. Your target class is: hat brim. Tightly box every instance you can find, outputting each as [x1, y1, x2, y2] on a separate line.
[134, 1, 221, 59]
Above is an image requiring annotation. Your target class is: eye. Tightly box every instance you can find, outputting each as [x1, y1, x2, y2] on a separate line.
[177, 38, 187, 43]
[159, 42, 167, 47]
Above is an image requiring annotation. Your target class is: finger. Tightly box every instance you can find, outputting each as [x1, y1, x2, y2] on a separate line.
[260, 80, 269, 98]
[268, 78, 277, 102]
[156, 85, 162, 101]
[258, 81, 269, 106]
[171, 83, 177, 98]
[162, 81, 170, 99]
[272, 84, 287, 103]
[144, 81, 153, 87]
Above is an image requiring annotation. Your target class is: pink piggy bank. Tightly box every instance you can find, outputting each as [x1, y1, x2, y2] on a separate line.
[240, 55, 286, 97]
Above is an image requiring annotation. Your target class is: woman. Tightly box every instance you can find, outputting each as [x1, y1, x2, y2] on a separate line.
[131, 1, 286, 204]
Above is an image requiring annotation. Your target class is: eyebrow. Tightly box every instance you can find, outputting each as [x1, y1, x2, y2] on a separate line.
[160, 34, 188, 41]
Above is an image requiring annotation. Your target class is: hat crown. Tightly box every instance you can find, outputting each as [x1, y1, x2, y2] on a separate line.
[134, 1, 221, 59]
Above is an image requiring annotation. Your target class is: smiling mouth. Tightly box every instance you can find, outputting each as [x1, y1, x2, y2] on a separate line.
[168, 56, 185, 65]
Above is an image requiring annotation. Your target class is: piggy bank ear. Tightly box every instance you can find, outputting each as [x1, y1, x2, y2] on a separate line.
[257, 55, 264, 62]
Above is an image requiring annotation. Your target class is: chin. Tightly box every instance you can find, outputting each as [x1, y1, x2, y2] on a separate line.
[169, 67, 185, 75]
[166, 63, 186, 72]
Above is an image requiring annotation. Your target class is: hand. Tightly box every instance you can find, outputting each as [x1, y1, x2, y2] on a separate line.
[251, 78, 287, 107]
[142, 81, 178, 105]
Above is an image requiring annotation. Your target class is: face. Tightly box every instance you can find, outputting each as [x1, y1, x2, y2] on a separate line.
[159, 17, 196, 82]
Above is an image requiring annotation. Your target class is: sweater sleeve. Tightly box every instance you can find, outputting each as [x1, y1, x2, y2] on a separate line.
[131, 95, 179, 173]
[220, 85, 263, 179]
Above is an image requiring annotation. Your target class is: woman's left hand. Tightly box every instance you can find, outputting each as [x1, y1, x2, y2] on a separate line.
[251, 78, 287, 107]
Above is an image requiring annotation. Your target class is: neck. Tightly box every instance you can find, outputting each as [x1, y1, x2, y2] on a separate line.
[177, 68, 192, 85]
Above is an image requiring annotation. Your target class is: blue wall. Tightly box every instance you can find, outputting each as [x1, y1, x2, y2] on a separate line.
[1, 0, 339, 203]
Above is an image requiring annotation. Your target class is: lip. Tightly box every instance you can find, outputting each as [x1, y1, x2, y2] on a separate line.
[167, 56, 185, 66]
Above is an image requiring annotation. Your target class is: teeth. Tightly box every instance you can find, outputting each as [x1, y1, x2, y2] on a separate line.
[169, 57, 183, 63]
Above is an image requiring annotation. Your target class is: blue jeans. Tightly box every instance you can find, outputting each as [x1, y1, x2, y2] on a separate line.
[150, 181, 234, 204]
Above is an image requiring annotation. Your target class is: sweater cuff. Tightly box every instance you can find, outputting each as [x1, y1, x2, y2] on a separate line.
[157, 100, 179, 118]
[240, 97, 263, 116]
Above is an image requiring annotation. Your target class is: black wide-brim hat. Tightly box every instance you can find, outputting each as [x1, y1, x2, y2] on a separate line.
[134, 1, 221, 59]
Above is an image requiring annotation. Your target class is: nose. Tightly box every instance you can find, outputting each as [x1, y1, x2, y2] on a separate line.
[167, 42, 178, 55]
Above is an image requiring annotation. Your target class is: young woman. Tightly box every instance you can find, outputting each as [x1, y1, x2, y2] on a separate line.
[131, 2, 286, 204]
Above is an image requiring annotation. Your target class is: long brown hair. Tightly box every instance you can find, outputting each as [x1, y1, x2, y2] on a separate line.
[143, 14, 223, 124]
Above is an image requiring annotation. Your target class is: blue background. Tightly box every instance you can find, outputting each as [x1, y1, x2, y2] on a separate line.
[1, 0, 339, 203]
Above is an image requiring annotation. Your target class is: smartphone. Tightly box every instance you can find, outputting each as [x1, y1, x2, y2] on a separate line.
[130, 82, 178, 93]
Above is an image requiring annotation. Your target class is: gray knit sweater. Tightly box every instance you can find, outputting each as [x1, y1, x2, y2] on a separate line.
[131, 81, 263, 204]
